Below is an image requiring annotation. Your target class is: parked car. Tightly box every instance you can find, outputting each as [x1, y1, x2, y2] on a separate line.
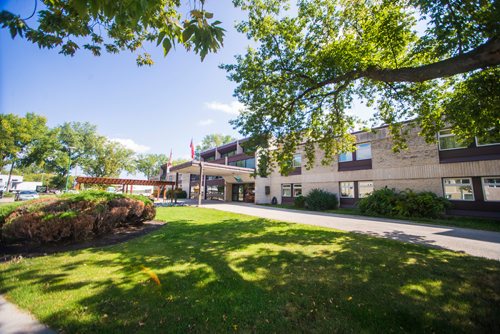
[15, 190, 40, 201]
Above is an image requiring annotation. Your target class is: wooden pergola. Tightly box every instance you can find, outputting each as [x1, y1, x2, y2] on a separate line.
[75, 176, 176, 200]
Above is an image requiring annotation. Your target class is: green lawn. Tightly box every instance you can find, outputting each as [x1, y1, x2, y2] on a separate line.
[259, 203, 500, 232]
[1, 207, 499, 333]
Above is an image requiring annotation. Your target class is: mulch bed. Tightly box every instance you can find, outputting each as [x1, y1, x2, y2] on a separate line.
[0, 220, 166, 262]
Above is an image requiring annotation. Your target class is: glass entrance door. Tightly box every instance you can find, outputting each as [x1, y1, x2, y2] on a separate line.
[232, 184, 244, 202]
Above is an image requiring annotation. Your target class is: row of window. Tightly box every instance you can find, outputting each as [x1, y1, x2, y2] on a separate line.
[443, 177, 500, 202]
[228, 158, 256, 169]
[280, 177, 500, 202]
[340, 181, 374, 198]
[438, 129, 500, 151]
[339, 143, 372, 162]
[282, 183, 302, 197]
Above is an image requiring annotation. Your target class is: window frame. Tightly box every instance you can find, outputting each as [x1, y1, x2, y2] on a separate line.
[438, 130, 469, 151]
[293, 184, 302, 197]
[339, 151, 353, 162]
[339, 181, 355, 198]
[475, 128, 500, 147]
[292, 153, 302, 168]
[442, 177, 475, 201]
[356, 143, 372, 160]
[481, 177, 500, 202]
[282, 184, 292, 197]
[358, 181, 374, 198]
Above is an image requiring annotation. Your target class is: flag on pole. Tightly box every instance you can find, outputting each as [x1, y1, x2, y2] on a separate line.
[167, 149, 173, 173]
[190, 139, 195, 160]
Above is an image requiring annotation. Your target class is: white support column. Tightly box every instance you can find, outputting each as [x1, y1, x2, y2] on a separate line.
[198, 162, 204, 207]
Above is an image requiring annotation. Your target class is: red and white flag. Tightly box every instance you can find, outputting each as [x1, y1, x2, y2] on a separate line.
[167, 149, 173, 173]
[190, 139, 195, 160]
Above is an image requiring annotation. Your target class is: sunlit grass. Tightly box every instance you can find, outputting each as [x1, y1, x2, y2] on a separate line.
[1, 207, 499, 333]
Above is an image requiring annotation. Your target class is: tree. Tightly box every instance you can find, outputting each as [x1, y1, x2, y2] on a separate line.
[0, 113, 49, 190]
[224, 0, 500, 174]
[40, 122, 103, 186]
[197, 133, 236, 151]
[83, 138, 135, 177]
[135, 154, 168, 180]
[0, 0, 225, 65]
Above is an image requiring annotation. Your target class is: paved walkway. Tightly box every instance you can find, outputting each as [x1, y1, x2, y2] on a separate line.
[0, 296, 54, 334]
[201, 202, 500, 260]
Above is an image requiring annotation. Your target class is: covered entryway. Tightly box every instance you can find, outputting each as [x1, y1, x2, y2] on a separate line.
[169, 160, 254, 206]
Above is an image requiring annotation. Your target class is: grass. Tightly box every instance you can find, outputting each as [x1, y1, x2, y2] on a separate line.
[1, 207, 500, 333]
[259, 204, 500, 232]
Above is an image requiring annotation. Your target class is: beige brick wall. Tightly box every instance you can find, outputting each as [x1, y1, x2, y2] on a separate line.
[254, 124, 500, 204]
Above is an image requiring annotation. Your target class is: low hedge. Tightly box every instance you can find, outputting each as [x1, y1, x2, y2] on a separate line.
[0, 190, 155, 245]
[358, 187, 450, 218]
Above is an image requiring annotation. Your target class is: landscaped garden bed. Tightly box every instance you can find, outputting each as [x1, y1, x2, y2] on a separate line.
[1, 207, 499, 333]
[0, 191, 155, 248]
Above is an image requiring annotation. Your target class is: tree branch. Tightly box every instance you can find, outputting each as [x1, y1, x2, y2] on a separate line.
[294, 37, 500, 103]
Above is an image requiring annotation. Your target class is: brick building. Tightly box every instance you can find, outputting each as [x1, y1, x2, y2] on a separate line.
[164, 125, 500, 217]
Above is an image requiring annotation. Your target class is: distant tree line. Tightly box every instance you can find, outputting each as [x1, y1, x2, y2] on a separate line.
[0, 113, 183, 189]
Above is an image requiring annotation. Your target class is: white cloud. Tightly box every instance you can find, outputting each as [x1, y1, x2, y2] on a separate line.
[204, 101, 245, 115]
[198, 119, 215, 126]
[110, 138, 151, 153]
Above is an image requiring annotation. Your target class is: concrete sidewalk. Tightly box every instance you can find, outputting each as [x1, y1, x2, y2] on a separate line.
[202, 202, 500, 260]
[0, 296, 54, 334]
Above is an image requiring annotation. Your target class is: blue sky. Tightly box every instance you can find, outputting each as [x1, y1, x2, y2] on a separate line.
[1, 1, 374, 162]
[0, 1, 255, 159]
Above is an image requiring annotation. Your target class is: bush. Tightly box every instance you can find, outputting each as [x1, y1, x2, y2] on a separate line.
[305, 189, 338, 211]
[294, 195, 306, 208]
[358, 187, 450, 218]
[1, 190, 156, 245]
[358, 187, 399, 216]
[166, 189, 188, 199]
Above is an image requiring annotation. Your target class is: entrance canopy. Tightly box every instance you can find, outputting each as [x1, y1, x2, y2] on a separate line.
[170, 160, 254, 183]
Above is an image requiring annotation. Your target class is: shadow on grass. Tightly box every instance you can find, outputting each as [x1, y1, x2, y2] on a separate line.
[1, 214, 499, 333]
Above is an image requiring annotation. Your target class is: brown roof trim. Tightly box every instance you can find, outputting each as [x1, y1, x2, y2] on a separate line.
[75, 176, 175, 186]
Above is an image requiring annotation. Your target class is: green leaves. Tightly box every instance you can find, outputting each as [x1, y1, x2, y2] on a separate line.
[225, 0, 499, 171]
[1, 1, 225, 64]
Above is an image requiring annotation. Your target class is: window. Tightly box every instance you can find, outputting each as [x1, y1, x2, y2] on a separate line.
[356, 143, 372, 160]
[282, 184, 292, 197]
[438, 130, 469, 150]
[245, 158, 256, 169]
[358, 181, 373, 198]
[205, 156, 215, 161]
[340, 182, 355, 198]
[339, 151, 353, 162]
[221, 150, 236, 158]
[482, 177, 500, 201]
[476, 128, 500, 147]
[292, 154, 301, 168]
[293, 184, 302, 197]
[443, 178, 474, 201]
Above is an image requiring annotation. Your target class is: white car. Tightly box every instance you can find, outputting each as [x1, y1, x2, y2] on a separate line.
[15, 190, 40, 201]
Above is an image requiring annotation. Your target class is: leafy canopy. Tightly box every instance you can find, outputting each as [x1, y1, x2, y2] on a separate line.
[135, 154, 169, 179]
[197, 133, 237, 152]
[0, 0, 225, 65]
[224, 0, 500, 174]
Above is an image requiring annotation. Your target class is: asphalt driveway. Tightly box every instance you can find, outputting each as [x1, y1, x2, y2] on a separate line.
[201, 202, 500, 260]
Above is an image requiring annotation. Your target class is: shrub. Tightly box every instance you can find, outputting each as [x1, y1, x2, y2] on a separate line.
[166, 189, 188, 199]
[358, 187, 399, 216]
[1, 190, 156, 245]
[305, 189, 338, 211]
[294, 195, 306, 208]
[358, 187, 450, 218]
